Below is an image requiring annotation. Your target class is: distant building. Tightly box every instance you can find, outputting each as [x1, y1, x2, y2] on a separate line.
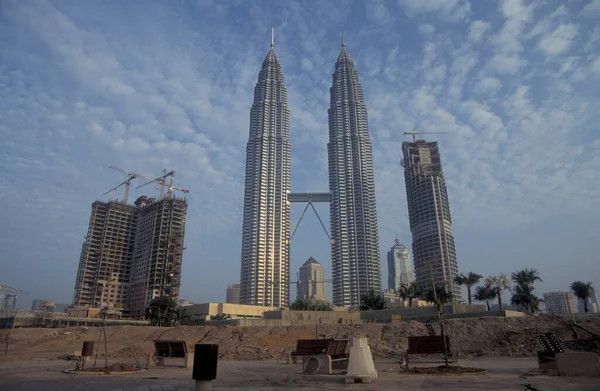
[0, 294, 17, 310]
[576, 288, 599, 313]
[73, 195, 188, 319]
[297, 257, 327, 302]
[387, 239, 413, 291]
[54, 303, 70, 313]
[31, 299, 56, 312]
[226, 284, 240, 304]
[543, 291, 578, 314]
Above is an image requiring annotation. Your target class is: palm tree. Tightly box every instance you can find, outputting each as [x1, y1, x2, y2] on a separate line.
[170, 308, 190, 326]
[454, 272, 483, 305]
[147, 296, 177, 326]
[473, 285, 497, 311]
[359, 289, 387, 311]
[571, 281, 594, 313]
[484, 274, 510, 310]
[425, 284, 454, 311]
[396, 282, 421, 308]
[511, 269, 543, 313]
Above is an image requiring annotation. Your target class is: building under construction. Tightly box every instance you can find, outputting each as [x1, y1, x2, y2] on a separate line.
[73, 194, 188, 318]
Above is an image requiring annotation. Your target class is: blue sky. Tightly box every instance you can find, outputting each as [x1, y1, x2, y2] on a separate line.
[1, 0, 599, 308]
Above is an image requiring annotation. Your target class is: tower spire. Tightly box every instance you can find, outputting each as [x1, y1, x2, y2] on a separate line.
[271, 26, 274, 48]
[341, 26, 345, 47]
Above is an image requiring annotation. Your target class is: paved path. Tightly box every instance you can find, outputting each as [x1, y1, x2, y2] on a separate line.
[1, 358, 599, 390]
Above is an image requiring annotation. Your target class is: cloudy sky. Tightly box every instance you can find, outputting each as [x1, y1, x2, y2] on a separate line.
[1, 0, 599, 308]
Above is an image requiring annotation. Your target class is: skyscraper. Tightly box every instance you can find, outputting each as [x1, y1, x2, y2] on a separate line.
[239, 31, 291, 307]
[402, 140, 459, 298]
[544, 291, 578, 314]
[226, 284, 241, 304]
[328, 38, 381, 306]
[297, 257, 327, 301]
[387, 239, 413, 291]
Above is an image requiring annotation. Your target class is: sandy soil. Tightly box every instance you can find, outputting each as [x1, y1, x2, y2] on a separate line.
[0, 313, 598, 363]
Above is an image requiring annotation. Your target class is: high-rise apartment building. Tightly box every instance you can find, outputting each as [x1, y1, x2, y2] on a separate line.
[328, 39, 381, 307]
[128, 196, 187, 319]
[73, 201, 138, 309]
[297, 257, 327, 301]
[387, 239, 413, 291]
[0, 294, 17, 310]
[226, 284, 241, 304]
[239, 33, 291, 307]
[73, 195, 187, 318]
[402, 140, 459, 299]
[544, 291, 578, 314]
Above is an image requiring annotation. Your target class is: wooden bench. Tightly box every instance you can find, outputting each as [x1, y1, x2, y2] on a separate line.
[151, 340, 192, 368]
[290, 339, 331, 362]
[290, 339, 350, 374]
[405, 336, 452, 369]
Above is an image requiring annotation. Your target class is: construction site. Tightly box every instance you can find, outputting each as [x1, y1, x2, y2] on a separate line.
[71, 166, 190, 320]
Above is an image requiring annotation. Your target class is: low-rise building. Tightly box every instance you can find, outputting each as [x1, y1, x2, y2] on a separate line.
[543, 291, 578, 314]
[184, 302, 276, 322]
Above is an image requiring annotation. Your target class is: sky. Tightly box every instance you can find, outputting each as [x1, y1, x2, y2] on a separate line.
[1, 0, 599, 309]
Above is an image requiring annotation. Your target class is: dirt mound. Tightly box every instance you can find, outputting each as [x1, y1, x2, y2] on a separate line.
[411, 365, 486, 374]
[1, 314, 598, 363]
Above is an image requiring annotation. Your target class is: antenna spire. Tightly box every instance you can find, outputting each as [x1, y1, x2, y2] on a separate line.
[271, 26, 274, 48]
[341, 26, 345, 47]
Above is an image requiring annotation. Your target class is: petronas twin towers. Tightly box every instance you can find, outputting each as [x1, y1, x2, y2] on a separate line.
[239, 31, 380, 307]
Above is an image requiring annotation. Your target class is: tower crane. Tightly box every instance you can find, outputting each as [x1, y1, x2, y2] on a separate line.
[0, 284, 28, 295]
[136, 169, 175, 199]
[402, 130, 450, 142]
[105, 166, 158, 204]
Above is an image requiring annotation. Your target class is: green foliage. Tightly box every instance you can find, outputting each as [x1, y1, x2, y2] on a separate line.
[359, 289, 387, 311]
[289, 298, 334, 311]
[396, 282, 421, 308]
[484, 274, 511, 310]
[571, 281, 594, 313]
[473, 285, 497, 311]
[210, 314, 231, 321]
[425, 284, 454, 311]
[454, 272, 483, 305]
[510, 269, 543, 313]
[146, 296, 179, 327]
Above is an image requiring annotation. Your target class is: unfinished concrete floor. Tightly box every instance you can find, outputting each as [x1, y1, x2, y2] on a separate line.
[1, 357, 599, 390]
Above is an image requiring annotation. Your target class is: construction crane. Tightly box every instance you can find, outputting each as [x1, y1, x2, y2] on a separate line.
[402, 130, 450, 142]
[105, 166, 158, 204]
[137, 170, 190, 199]
[0, 284, 28, 295]
[136, 169, 174, 198]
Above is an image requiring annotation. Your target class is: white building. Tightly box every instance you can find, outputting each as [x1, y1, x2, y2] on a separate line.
[387, 239, 413, 291]
[543, 291, 578, 314]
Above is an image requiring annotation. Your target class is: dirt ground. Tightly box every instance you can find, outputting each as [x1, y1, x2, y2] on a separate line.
[0, 313, 598, 363]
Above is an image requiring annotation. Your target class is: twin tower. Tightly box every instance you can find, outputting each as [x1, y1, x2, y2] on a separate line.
[239, 31, 380, 307]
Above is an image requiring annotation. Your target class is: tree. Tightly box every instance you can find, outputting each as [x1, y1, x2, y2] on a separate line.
[98, 306, 110, 369]
[210, 314, 231, 321]
[397, 282, 421, 308]
[147, 296, 177, 326]
[289, 299, 334, 311]
[454, 272, 483, 305]
[571, 281, 594, 313]
[425, 284, 454, 311]
[511, 269, 543, 313]
[473, 285, 497, 311]
[170, 308, 190, 326]
[484, 274, 511, 310]
[359, 289, 387, 311]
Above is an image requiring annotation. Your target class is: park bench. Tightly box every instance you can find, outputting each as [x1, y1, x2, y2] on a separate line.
[150, 340, 192, 368]
[404, 335, 453, 369]
[536, 332, 564, 370]
[291, 338, 350, 374]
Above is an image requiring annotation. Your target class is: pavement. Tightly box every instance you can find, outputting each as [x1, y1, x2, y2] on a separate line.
[1, 357, 599, 391]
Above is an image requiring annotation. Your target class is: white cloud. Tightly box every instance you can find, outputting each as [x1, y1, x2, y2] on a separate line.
[473, 77, 502, 95]
[468, 20, 491, 42]
[582, 0, 600, 14]
[397, 0, 471, 21]
[538, 24, 578, 56]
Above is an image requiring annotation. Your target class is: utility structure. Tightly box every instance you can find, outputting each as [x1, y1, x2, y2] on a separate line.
[0, 284, 27, 295]
[0, 284, 27, 311]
